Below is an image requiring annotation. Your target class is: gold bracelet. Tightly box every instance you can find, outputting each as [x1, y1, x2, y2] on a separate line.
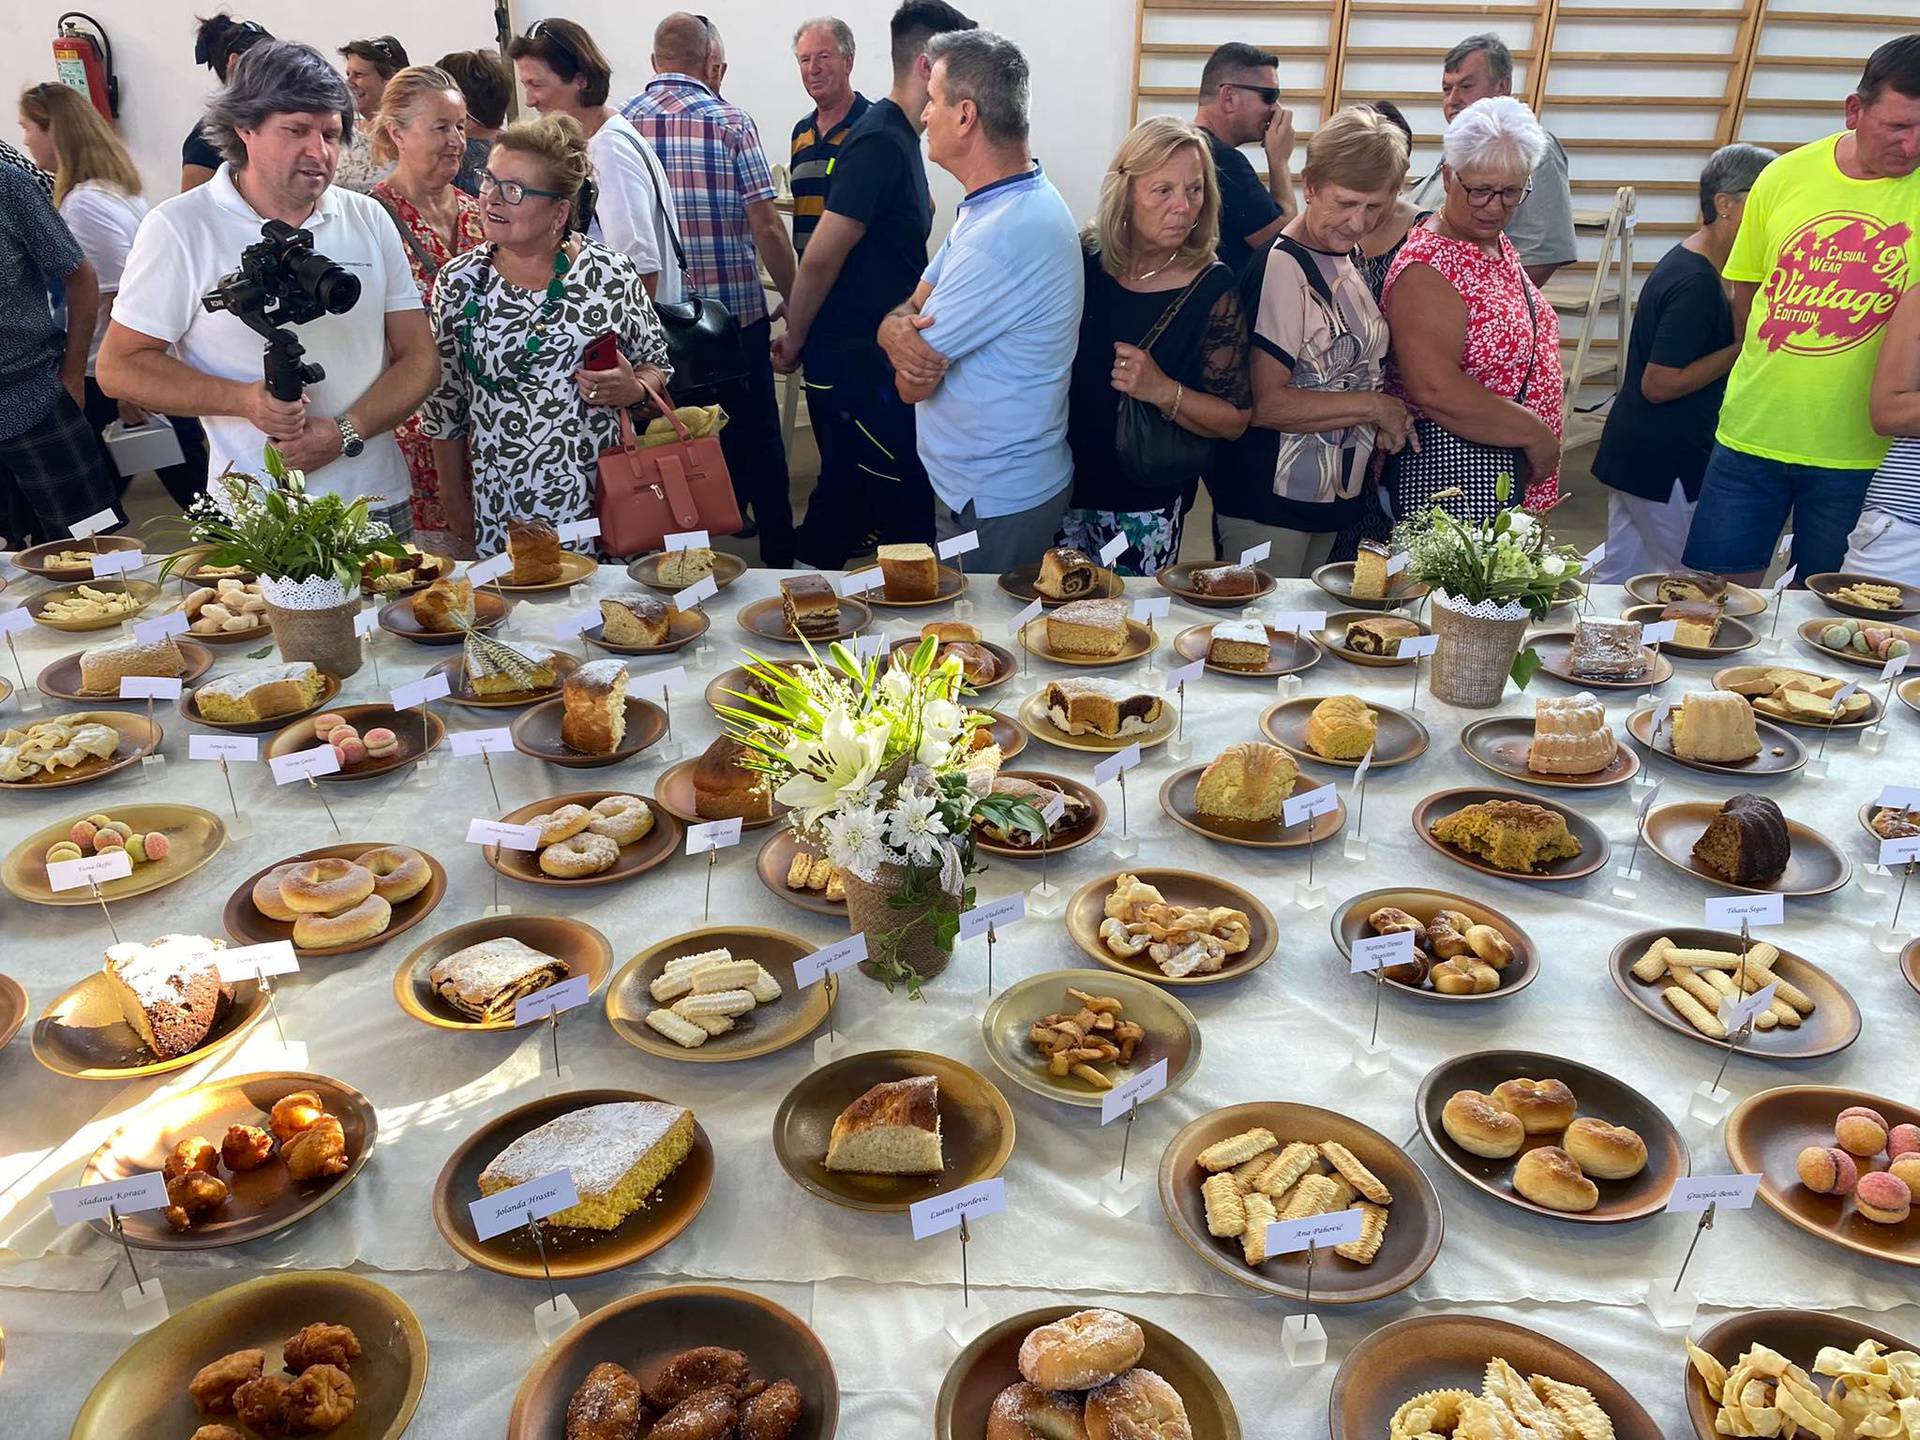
[1163, 383, 1185, 423]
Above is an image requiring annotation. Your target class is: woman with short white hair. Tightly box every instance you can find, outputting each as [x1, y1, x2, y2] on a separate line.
[1381, 94, 1565, 520]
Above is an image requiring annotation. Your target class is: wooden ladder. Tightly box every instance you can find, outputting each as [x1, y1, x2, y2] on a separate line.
[1553, 184, 1635, 452]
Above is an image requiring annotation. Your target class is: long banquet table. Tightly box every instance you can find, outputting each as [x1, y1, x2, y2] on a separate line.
[1, 563, 1915, 1436]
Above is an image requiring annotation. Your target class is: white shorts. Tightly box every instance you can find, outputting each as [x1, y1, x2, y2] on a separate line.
[1843, 507, 1920, 585]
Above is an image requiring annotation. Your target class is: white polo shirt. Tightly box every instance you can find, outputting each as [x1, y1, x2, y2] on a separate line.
[112, 164, 421, 508]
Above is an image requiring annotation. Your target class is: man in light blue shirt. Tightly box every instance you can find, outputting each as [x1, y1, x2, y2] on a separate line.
[877, 28, 1083, 572]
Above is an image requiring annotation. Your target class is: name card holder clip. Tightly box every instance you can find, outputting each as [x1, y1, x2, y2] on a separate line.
[1098, 1095, 1152, 1216]
[1645, 1202, 1716, 1328]
[1873, 855, 1917, 954]
[528, 1216, 579, 1346]
[1687, 919, 1755, 1126]
[1343, 747, 1375, 863]
[1028, 794, 1069, 919]
[941, 1213, 991, 1345]
[1280, 1243, 1328, 1368]
[1, 611, 41, 713]
[111, 1205, 169, 1332]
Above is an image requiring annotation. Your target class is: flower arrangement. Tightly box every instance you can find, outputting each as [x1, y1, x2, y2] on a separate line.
[717, 637, 1044, 998]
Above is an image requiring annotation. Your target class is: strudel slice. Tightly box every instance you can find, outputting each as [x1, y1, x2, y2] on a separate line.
[430, 937, 570, 1022]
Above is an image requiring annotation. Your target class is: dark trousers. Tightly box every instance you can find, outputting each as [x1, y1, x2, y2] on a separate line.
[82, 378, 210, 512]
[712, 317, 795, 567]
[0, 390, 120, 545]
[794, 341, 934, 568]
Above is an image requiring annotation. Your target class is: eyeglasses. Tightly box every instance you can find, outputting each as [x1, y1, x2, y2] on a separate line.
[1456, 179, 1532, 207]
[479, 169, 565, 205]
[1220, 82, 1281, 105]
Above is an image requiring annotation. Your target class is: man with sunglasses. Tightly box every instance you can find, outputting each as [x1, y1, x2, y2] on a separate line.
[1193, 42, 1297, 279]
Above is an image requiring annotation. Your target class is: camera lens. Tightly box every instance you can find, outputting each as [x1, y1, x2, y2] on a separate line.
[292, 253, 360, 314]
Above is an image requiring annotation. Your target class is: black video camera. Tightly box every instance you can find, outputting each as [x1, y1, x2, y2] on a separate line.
[203, 220, 361, 402]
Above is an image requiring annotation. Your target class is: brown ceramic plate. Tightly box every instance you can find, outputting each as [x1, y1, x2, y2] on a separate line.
[12, 534, 143, 581]
[27, 578, 160, 632]
[1173, 621, 1323, 678]
[1640, 799, 1851, 897]
[654, 754, 790, 828]
[81, 1071, 376, 1250]
[1159, 764, 1348, 849]
[1904, 934, 1920, 998]
[508, 1285, 837, 1440]
[1330, 1313, 1661, 1440]
[704, 659, 825, 718]
[34, 968, 265, 1080]
[756, 827, 845, 914]
[1319, 610, 1432, 668]
[997, 562, 1123, 606]
[223, 842, 448, 958]
[1415, 1049, 1688, 1225]
[980, 967, 1199, 1109]
[936, 1307, 1237, 1440]
[848, 561, 968, 607]
[1626, 704, 1807, 777]
[361, 549, 454, 595]
[1461, 715, 1641, 789]
[433, 1087, 713, 1278]
[1625, 572, 1768, 617]
[1260, 695, 1428, 770]
[583, 605, 711, 656]
[1807, 570, 1920, 620]
[1310, 559, 1428, 612]
[3, 801, 224, 906]
[0, 708, 163, 791]
[1623, 603, 1761, 657]
[427, 649, 581, 709]
[1159, 1101, 1443, 1303]
[1529, 627, 1674, 689]
[510, 694, 666, 768]
[1684, 1309, 1918, 1440]
[36, 640, 213, 702]
[266, 702, 444, 781]
[1728, 1085, 1920, 1269]
[626, 548, 749, 593]
[1903, 674, 1920, 717]
[1797, 615, 1920, 671]
[1413, 786, 1611, 882]
[972, 770, 1106, 858]
[180, 669, 342, 733]
[394, 915, 613, 1033]
[1066, 868, 1277, 987]
[69, 1271, 426, 1440]
[1331, 887, 1539, 1003]
[1015, 687, 1178, 753]
[890, 634, 1016, 694]
[1607, 925, 1860, 1061]
[738, 594, 871, 645]
[1156, 561, 1275, 608]
[484, 791, 680, 889]
[492, 550, 597, 593]
[1017, 614, 1156, 668]
[0, 973, 24, 1050]
[973, 707, 1027, 761]
[1711, 663, 1884, 729]
[607, 925, 830, 1062]
[175, 550, 257, 585]
[377, 587, 510, 644]
[773, 1049, 1015, 1211]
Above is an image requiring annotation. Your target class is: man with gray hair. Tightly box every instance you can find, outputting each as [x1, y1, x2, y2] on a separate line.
[789, 17, 868, 257]
[98, 40, 436, 531]
[1408, 34, 1575, 284]
[878, 28, 1083, 571]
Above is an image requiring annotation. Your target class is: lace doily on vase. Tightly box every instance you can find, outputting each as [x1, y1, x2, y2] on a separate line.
[256, 573, 355, 610]
[1433, 588, 1531, 623]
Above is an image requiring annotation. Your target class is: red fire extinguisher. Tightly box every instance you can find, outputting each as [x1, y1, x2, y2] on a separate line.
[53, 12, 118, 121]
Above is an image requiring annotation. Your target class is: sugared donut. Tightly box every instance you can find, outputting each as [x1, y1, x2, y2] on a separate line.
[538, 832, 620, 878]
[292, 893, 391, 949]
[530, 804, 592, 846]
[1017, 1309, 1146, 1391]
[252, 864, 303, 922]
[279, 858, 375, 915]
[359, 845, 430, 903]
[988, 1383, 1087, 1440]
[587, 794, 655, 845]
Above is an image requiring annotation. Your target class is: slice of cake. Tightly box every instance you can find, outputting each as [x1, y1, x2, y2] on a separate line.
[599, 592, 676, 647]
[1046, 599, 1128, 657]
[1569, 618, 1645, 681]
[1207, 620, 1271, 668]
[1657, 568, 1727, 605]
[79, 634, 187, 694]
[430, 937, 570, 1022]
[1661, 600, 1723, 649]
[1035, 547, 1097, 599]
[823, 1075, 943, 1175]
[464, 632, 559, 697]
[1528, 693, 1616, 775]
[415, 577, 474, 632]
[478, 1100, 695, 1230]
[658, 546, 715, 587]
[1307, 695, 1377, 760]
[560, 659, 628, 754]
[193, 663, 326, 723]
[1691, 793, 1790, 884]
[1352, 540, 1391, 600]
[1191, 563, 1259, 598]
[1044, 678, 1163, 738]
[506, 517, 563, 585]
[1671, 690, 1761, 762]
[1194, 741, 1298, 821]
[692, 735, 773, 819]
[876, 543, 938, 601]
[781, 574, 842, 639]
[1430, 801, 1581, 873]
[1346, 616, 1420, 657]
[103, 934, 231, 1060]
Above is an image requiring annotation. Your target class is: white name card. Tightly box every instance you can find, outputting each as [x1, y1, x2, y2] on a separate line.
[1397, 633, 1438, 660]
[1100, 1057, 1169, 1123]
[1098, 533, 1129, 566]
[469, 1169, 580, 1241]
[0, 606, 34, 636]
[1268, 609, 1326, 635]
[214, 941, 299, 982]
[119, 675, 182, 701]
[1703, 893, 1784, 928]
[189, 733, 259, 762]
[469, 818, 539, 851]
[68, 507, 119, 540]
[1238, 541, 1272, 567]
[1880, 835, 1920, 867]
[552, 610, 599, 641]
[1776, 531, 1794, 558]
[1040, 792, 1068, 827]
[1641, 619, 1680, 645]
[270, 745, 341, 784]
[1282, 783, 1338, 828]
[1667, 1174, 1762, 1214]
[1130, 596, 1171, 623]
[793, 932, 868, 987]
[48, 849, 133, 892]
[1883, 652, 1912, 681]
[514, 973, 590, 1025]
[90, 548, 144, 577]
[1722, 983, 1778, 1034]
[1351, 929, 1414, 975]
[466, 553, 512, 587]
[853, 633, 889, 661]
[1007, 597, 1043, 638]
[664, 530, 710, 552]
[840, 567, 884, 597]
[50, 1172, 168, 1226]
[353, 608, 380, 638]
[1165, 658, 1203, 692]
[909, 1177, 1006, 1240]
[555, 517, 601, 543]
[1878, 784, 1920, 811]
[1833, 683, 1860, 709]
[676, 575, 718, 609]
[629, 665, 688, 702]
[1637, 779, 1665, 821]
[133, 610, 190, 646]
[958, 891, 1025, 941]
[936, 530, 979, 560]
[1386, 551, 1410, 577]
[1582, 542, 1606, 572]
[450, 727, 515, 756]
[1265, 1206, 1366, 1256]
[1093, 743, 1142, 787]
[1771, 564, 1798, 597]
[1651, 700, 1673, 738]
[686, 817, 744, 854]
[390, 672, 452, 711]
[1353, 746, 1374, 786]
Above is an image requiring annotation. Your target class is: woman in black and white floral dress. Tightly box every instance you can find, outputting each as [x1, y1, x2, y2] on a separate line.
[422, 113, 670, 556]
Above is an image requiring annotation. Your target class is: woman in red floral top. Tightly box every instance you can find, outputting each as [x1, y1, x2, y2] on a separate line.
[369, 66, 485, 552]
[1382, 96, 1563, 519]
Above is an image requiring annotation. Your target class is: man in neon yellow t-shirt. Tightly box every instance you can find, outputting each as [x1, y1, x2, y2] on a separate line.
[1683, 35, 1920, 584]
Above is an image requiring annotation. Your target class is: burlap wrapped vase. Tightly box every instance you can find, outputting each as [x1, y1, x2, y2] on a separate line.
[258, 574, 364, 678]
[847, 849, 964, 989]
[1428, 589, 1529, 709]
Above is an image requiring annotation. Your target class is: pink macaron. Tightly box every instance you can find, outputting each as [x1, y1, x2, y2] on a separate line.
[311, 711, 348, 741]
[1889, 1154, 1920, 1194]
[1856, 1170, 1913, 1225]
[1796, 1146, 1858, 1196]
[1835, 1106, 1890, 1157]
[1887, 1123, 1920, 1160]
[332, 737, 367, 766]
[362, 726, 400, 758]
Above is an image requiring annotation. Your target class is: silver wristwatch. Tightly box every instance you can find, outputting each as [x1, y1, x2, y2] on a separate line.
[336, 415, 365, 459]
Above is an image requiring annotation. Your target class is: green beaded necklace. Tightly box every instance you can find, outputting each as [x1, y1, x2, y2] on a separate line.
[458, 245, 571, 396]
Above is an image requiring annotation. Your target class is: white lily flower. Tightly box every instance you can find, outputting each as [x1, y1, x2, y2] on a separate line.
[772, 703, 889, 828]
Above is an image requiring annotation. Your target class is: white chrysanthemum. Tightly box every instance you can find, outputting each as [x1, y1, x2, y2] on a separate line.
[1541, 553, 1567, 577]
[885, 787, 950, 865]
[820, 802, 887, 881]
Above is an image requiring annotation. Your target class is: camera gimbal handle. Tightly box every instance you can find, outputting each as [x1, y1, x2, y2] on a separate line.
[262, 328, 325, 403]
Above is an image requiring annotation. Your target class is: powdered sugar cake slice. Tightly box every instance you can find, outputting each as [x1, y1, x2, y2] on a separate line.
[478, 1100, 695, 1230]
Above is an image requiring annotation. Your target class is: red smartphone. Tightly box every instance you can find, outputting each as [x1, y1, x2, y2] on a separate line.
[582, 332, 619, 371]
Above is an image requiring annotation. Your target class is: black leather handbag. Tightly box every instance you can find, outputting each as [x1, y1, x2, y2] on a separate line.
[1114, 267, 1217, 495]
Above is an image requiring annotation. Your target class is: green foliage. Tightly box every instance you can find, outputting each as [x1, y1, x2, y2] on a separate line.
[1509, 646, 1545, 690]
[1390, 484, 1583, 622]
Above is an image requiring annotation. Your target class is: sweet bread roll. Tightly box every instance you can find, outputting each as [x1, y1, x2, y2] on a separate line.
[292, 893, 391, 948]
[1563, 1117, 1647, 1180]
[360, 846, 430, 903]
[987, 1383, 1088, 1440]
[1463, 923, 1513, 967]
[1018, 1310, 1146, 1391]
[1490, 1077, 1577, 1134]
[1429, 957, 1499, 994]
[1084, 1369, 1191, 1440]
[1513, 1146, 1599, 1212]
[252, 865, 302, 922]
[922, 621, 981, 644]
[279, 859, 376, 915]
[1441, 1089, 1524, 1158]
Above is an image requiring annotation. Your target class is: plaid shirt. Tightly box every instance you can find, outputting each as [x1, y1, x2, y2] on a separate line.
[621, 74, 776, 325]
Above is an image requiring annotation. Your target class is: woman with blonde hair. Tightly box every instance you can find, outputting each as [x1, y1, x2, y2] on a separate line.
[421, 113, 671, 555]
[1060, 115, 1251, 575]
[17, 81, 208, 508]
[369, 66, 483, 552]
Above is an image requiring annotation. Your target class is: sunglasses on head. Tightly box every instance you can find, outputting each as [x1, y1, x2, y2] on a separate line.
[527, 19, 579, 68]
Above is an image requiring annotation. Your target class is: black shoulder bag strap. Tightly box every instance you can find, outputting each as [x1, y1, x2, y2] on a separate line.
[369, 191, 441, 281]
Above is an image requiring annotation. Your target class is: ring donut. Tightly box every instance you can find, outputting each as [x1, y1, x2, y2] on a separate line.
[292, 893, 392, 948]
[252, 864, 303, 922]
[279, 858, 376, 915]
[530, 804, 592, 846]
[359, 845, 431, 903]
[538, 832, 620, 877]
[587, 794, 655, 846]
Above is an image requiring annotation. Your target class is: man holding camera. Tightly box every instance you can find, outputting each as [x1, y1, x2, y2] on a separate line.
[98, 41, 436, 533]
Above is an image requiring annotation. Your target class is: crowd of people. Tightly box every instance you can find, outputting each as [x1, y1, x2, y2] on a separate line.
[2, 10, 1918, 584]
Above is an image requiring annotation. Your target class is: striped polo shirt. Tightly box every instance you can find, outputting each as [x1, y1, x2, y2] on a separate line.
[1868, 437, 1920, 527]
[788, 93, 870, 255]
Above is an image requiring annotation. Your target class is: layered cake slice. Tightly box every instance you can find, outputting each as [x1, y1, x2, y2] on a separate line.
[1662, 600, 1724, 648]
[823, 1075, 943, 1175]
[103, 934, 231, 1060]
[430, 937, 571, 1022]
[1569, 618, 1646, 681]
[781, 574, 842, 638]
[478, 1100, 696, 1230]
[1044, 678, 1162, 738]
